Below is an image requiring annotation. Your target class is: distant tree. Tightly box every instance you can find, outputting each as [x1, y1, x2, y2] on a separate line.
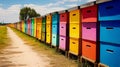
[19, 7, 40, 20]
[0, 22, 1, 23]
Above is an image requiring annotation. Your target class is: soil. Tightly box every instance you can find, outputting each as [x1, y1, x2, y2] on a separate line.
[0, 27, 51, 67]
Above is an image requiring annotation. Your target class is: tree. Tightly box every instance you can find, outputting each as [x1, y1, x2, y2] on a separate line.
[19, 7, 40, 20]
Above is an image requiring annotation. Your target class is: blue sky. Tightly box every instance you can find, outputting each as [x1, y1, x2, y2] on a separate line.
[0, 0, 55, 8]
[0, 0, 95, 23]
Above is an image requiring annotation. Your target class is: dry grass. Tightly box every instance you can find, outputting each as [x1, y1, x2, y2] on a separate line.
[0, 26, 10, 50]
[11, 27, 78, 67]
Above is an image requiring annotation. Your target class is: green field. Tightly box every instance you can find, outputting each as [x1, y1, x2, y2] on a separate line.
[0, 26, 10, 50]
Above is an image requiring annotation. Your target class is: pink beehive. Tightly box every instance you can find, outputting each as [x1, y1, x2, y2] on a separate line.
[59, 24, 67, 36]
[82, 23, 96, 41]
[59, 36, 66, 50]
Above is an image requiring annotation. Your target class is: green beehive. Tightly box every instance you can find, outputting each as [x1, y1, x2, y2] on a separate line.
[42, 16, 46, 33]
[31, 18, 34, 36]
[25, 20, 27, 34]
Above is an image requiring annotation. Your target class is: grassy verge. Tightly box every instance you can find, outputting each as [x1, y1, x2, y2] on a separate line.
[11, 27, 78, 67]
[0, 26, 10, 50]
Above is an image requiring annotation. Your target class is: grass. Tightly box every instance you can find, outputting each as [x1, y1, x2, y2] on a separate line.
[11, 27, 78, 67]
[0, 26, 10, 50]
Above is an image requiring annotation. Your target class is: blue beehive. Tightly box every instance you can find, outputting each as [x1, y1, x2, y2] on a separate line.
[52, 12, 59, 24]
[52, 34, 59, 46]
[52, 24, 58, 34]
[100, 21, 120, 44]
[51, 12, 59, 47]
[100, 42, 120, 67]
[52, 12, 59, 34]
[98, 0, 120, 21]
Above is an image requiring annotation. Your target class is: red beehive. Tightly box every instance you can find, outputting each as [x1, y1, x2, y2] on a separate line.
[81, 2, 97, 23]
[27, 19, 31, 35]
[59, 11, 69, 24]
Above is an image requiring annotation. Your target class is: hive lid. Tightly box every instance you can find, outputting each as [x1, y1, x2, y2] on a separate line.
[35, 16, 42, 18]
[58, 10, 68, 14]
[96, 0, 112, 4]
[51, 11, 58, 15]
[68, 6, 80, 12]
[45, 13, 52, 16]
[35, 16, 42, 19]
[42, 15, 46, 18]
[31, 18, 35, 19]
[80, 1, 96, 9]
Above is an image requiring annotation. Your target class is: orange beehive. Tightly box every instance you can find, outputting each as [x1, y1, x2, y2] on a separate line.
[36, 17, 42, 40]
[82, 40, 96, 61]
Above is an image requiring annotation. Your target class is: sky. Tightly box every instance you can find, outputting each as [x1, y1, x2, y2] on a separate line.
[0, 0, 95, 23]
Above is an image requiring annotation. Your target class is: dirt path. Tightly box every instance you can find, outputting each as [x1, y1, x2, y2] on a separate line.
[0, 27, 51, 67]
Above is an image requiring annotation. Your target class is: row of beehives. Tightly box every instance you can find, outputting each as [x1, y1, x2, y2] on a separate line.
[8, 0, 120, 67]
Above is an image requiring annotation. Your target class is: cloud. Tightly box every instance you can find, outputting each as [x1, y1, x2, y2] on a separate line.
[66, 4, 78, 7]
[63, 0, 78, 2]
[0, 0, 82, 23]
[87, 0, 96, 2]
[47, 0, 79, 7]
[0, 4, 21, 23]
[8, 4, 21, 11]
[24, 4, 66, 15]
[47, 1, 65, 7]
[0, 3, 66, 23]
[23, 0, 81, 15]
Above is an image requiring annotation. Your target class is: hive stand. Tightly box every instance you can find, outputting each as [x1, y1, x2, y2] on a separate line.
[58, 49, 69, 57]
[98, 63, 109, 67]
[79, 56, 98, 67]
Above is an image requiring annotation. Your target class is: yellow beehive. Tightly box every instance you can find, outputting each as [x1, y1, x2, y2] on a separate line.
[34, 18, 37, 37]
